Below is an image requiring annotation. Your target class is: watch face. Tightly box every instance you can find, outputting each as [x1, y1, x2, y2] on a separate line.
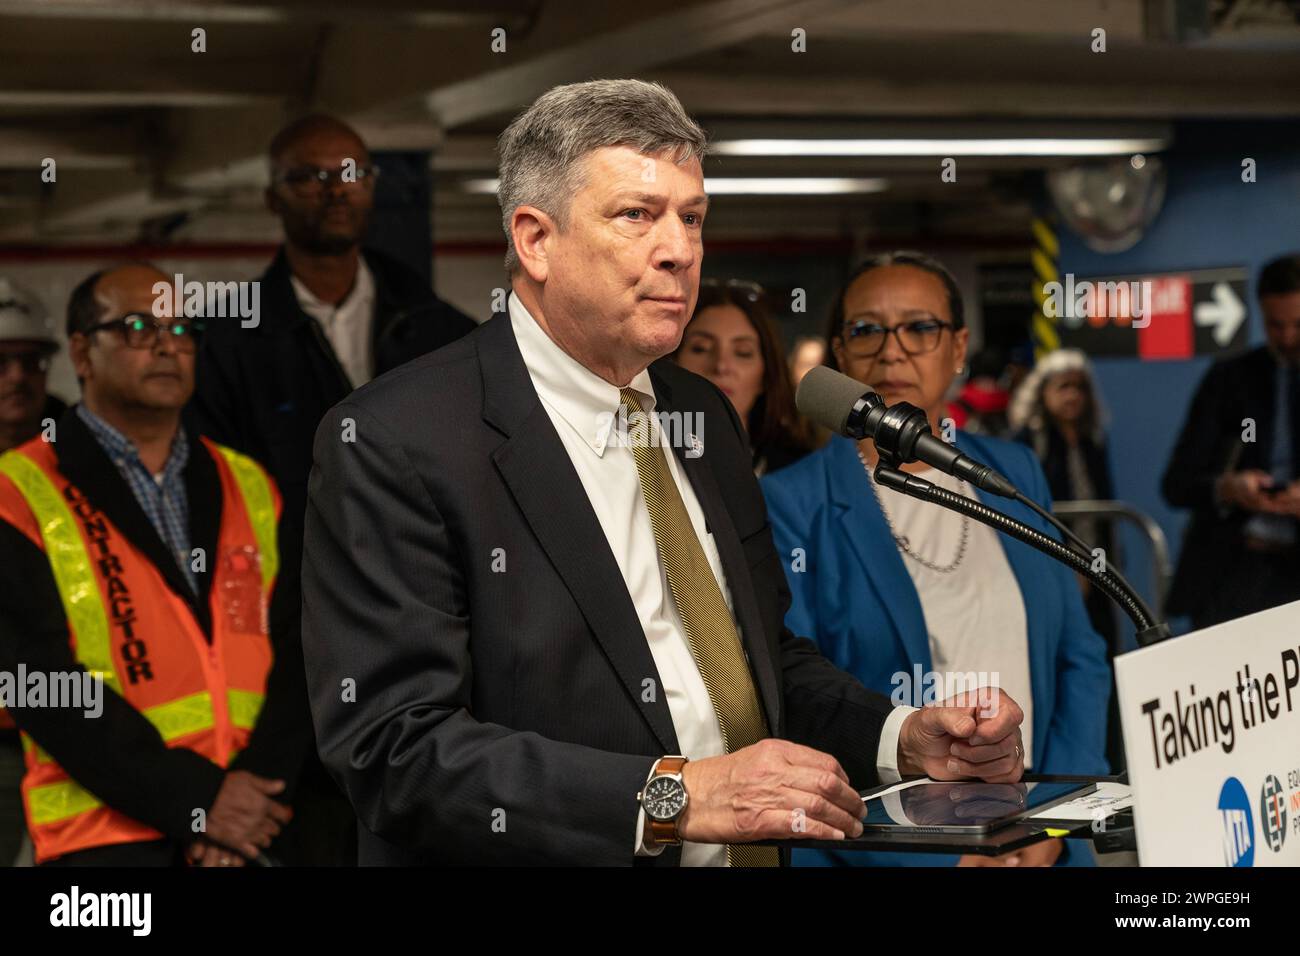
[643, 775, 687, 821]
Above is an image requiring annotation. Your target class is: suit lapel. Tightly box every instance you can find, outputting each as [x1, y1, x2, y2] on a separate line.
[479, 316, 679, 754]
[826, 436, 931, 670]
[651, 367, 782, 735]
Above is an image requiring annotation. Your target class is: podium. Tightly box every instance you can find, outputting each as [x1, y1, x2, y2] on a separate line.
[1115, 600, 1300, 867]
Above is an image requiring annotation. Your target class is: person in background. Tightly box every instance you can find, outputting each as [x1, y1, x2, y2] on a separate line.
[0, 277, 66, 865]
[191, 113, 477, 534]
[0, 263, 301, 866]
[1004, 342, 1035, 398]
[763, 250, 1110, 867]
[1009, 347, 1125, 770]
[189, 113, 477, 864]
[0, 278, 68, 868]
[1162, 253, 1300, 629]
[789, 334, 826, 388]
[950, 347, 1011, 438]
[0, 278, 65, 453]
[673, 278, 821, 475]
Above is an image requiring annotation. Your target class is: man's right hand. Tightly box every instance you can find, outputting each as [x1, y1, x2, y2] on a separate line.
[677, 739, 865, 844]
[204, 770, 293, 859]
[1217, 469, 1289, 514]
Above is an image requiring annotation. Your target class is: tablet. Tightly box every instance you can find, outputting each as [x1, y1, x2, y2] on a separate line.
[860, 779, 1097, 834]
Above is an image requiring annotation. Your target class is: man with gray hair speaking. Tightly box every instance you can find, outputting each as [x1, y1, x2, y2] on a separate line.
[301, 79, 1027, 866]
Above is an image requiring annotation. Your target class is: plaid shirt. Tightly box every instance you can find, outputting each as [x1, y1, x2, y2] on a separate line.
[76, 404, 197, 594]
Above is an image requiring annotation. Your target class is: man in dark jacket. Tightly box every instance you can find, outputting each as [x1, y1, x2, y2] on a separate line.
[1162, 254, 1300, 629]
[191, 114, 476, 534]
[189, 115, 476, 864]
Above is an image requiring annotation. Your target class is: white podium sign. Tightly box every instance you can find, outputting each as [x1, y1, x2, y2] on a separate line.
[1116, 600, 1300, 866]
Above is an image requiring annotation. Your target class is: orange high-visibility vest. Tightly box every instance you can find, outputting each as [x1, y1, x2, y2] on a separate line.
[0, 435, 279, 863]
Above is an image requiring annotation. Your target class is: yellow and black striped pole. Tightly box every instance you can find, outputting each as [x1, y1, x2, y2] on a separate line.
[1030, 215, 1061, 361]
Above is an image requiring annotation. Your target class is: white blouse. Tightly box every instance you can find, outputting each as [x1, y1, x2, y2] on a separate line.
[868, 464, 1035, 767]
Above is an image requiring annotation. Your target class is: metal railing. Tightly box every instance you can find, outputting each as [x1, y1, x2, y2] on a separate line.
[1050, 499, 1173, 618]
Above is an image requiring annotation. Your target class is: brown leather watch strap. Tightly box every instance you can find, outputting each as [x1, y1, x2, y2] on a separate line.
[646, 756, 689, 846]
[649, 819, 680, 845]
[655, 756, 687, 775]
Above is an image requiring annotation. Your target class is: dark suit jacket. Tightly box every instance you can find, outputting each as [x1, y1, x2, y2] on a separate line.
[301, 312, 898, 866]
[1161, 346, 1300, 618]
[0, 409, 310, 846]
[188, 246, 478, 535]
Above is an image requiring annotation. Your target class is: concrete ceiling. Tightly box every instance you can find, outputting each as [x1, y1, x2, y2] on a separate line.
[0, 0, 1297, 245]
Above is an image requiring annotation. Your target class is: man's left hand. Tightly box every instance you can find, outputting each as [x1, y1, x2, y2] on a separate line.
[897, 687, 1025, 783]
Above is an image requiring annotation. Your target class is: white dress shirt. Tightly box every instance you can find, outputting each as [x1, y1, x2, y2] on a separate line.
[291, 256, 376, 389]
[509, 293, 911, 865]
[868, 464, 1034, 767]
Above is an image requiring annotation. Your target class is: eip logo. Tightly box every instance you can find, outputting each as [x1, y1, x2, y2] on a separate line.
[1259, 774, 1288, 853]
[1218, 777, 1254, 867]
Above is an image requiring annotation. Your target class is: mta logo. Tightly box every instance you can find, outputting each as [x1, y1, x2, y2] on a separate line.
[1259, 774, 1287, 853]
[1218, 777, 1254, 867]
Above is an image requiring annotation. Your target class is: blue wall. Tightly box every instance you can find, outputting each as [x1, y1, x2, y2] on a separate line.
[1058, 123, 1300, 629]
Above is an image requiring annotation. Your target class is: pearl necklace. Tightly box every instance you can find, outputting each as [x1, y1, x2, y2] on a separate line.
[857, 447, 970, 574]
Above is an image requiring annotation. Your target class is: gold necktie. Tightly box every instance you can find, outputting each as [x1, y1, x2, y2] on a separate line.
[620, 389, 778, 867]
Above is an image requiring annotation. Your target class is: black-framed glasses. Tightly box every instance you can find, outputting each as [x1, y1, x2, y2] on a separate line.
[273, 163, 380, 196]
[0, 350, 51, 375]
[82, 314, 205, 353]
[699, 277, 765, 302]
[841, 318, 953, 357]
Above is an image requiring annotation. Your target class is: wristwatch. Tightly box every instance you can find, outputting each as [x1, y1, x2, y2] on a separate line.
[637, 755, 689, 846]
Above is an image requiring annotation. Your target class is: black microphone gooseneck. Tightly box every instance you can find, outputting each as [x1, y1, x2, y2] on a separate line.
[796, 367, 1171, 647]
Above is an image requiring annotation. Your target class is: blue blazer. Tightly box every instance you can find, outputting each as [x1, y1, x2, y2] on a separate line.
[761, 432, 1112, 867]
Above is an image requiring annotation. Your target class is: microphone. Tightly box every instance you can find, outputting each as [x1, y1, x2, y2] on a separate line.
[796, 366, 1018, 498]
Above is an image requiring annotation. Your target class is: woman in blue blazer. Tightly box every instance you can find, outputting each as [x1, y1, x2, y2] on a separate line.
[762, 252, 1112, 867]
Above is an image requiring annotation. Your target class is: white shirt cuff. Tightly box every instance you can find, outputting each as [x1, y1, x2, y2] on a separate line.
[634, 764, 665, 858]
[876, 705, 917, 784]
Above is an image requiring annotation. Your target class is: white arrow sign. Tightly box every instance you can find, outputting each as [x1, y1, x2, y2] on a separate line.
[1194, 281, 1246, 346]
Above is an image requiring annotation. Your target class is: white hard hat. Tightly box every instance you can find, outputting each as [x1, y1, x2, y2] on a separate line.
[0, 277, 58, 349]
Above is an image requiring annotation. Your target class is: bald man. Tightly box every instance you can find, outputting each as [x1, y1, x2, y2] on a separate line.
[0, 263, 306, 866]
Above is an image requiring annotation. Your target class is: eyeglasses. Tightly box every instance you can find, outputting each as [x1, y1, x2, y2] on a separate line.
[273, 163, 380, 196]
[0, 351, 50, 375]
[699, 278, 765, 302]
[81, 314, 205, 353]
[841, 318, 953, 357]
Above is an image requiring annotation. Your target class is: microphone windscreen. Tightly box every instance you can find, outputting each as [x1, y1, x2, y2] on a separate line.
[796, 366, 872, 437]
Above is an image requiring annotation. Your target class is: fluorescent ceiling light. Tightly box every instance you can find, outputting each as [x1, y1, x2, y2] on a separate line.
[709, 138, 1169, 157]
[462, 177, 888, 195]
[702, 177, 887, 194]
